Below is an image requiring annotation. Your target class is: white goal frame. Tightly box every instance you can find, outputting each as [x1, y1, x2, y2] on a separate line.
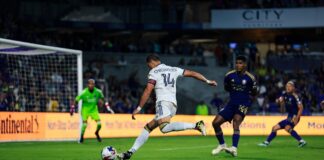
[0, 38, 83, 98]
[0, 38, 83, 142]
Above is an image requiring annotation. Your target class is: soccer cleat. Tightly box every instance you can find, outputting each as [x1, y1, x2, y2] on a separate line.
[225, 146, 238, 157]
[258, 141, 269, 147]
[118, 151, 133, 160]
[95, 131, 102, 142]
[195, 120, 207, 136]
[211, 144, 226, 155]
[298, 140, 307, 148]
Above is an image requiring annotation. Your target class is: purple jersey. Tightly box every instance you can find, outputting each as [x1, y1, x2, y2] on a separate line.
[224, 70, 257, 106]
[281, 92, 302, 119]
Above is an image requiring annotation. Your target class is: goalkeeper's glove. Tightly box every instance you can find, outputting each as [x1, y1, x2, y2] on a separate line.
[70, 105, 75, 116]
[105, 102, 114, 114]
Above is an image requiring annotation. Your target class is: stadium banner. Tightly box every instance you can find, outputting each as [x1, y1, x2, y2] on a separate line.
[211, 7, 324, 29]
[1, 112, 324, 142]
[0, 112, 46, 142]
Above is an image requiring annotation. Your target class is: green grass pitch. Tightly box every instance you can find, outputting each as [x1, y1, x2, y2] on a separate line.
[1, 136, 323, 160]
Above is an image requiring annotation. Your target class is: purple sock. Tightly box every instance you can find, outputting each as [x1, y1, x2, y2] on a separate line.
[232, 133, 240, 147]
[266, 132, 277, 143]
[290, 130, 302, 141]
[216, 133, 225, 145]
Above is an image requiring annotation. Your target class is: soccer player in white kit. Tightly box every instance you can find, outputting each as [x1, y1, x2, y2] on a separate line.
[119, 54, 217, 159]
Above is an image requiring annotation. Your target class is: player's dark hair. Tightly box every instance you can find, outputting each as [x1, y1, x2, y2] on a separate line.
[146, 54, 160, 63]
[236, 55, 247, 63]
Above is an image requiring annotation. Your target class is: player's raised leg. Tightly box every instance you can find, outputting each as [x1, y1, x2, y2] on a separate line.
[155, 101, 206, 135]
[195, 120, 207, 136]
[157, 101, 206, 135]
[258, 124, 281, 147]
[211, 115, 227, 155]
[284, 125, 307, 147]
[158, 117, 205, 135]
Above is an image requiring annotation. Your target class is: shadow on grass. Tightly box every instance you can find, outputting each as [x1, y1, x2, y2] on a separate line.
[305, 146, 324, 150]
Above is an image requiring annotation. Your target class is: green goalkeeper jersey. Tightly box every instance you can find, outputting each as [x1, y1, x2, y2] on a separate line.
[75, 87, 104, 113]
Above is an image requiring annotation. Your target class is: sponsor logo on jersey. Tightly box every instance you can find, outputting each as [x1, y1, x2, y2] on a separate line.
[242, 79, 247, 85]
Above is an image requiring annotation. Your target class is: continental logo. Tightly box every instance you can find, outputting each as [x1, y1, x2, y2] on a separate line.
[0, 114, 39, 134]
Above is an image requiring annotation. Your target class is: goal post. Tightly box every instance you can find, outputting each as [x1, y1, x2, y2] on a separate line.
[0, 38, 83, 112]
[0, 38, 83, 141]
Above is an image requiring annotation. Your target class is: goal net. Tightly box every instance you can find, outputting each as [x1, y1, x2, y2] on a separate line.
[0, 38, 83, 113]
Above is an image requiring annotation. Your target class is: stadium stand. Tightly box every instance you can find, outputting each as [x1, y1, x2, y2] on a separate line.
[0, 0, 323, 116]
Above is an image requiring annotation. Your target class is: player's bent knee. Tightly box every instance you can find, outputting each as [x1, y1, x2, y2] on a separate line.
[271, 127, 276, 131]
[272, 125, 280, 131]
[159, 122, 170, 134]
[212, 121, 221, 128]
[285, 127, 292, 133]
[144, 124, 153, 133]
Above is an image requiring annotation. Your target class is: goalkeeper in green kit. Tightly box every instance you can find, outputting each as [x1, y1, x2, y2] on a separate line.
[70, 79, 114, 143]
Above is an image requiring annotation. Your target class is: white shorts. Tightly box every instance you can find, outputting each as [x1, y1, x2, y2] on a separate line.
[154, 101, 177, 120]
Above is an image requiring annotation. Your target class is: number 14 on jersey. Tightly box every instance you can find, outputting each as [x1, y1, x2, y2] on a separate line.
[161, 73, 175, 87]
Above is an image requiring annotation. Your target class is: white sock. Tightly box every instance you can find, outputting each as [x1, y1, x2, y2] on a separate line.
[161, 122, 195, 133]
[129, 129, 150, 153]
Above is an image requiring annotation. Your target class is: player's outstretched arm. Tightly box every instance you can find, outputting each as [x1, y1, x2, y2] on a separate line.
[183, 69, 217, 86]
[71, 91, 85, 116]
[132, 83, 154, 120]
[105, 102, 115, 114]
[70, 100, 78, 116]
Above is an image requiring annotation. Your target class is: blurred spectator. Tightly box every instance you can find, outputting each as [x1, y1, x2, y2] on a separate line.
[256, 93, 268, 112]
[39, 92, 47, 112]
[214, 44, 223, 66]
[319, 91, 324, 113]
[51, 71, 63, 84]
[195, 101, 209, 115]
[1, 1, 324, 114]
[210, 0, 324, 9]
[195, 44, 204, 56]
[48, 96, 59, 112]
[118, 55, 128, 66]
[0, 92, 8, 111]
[210, 93, 223, 113]
[198, 57, 208, 66]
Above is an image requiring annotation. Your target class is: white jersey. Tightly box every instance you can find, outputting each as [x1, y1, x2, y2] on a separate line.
[148, 64, 184, 105]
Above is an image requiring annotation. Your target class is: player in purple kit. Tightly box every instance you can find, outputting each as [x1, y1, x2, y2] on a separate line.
[211, 55, 257, 157]
[258, 81, 307, 147]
